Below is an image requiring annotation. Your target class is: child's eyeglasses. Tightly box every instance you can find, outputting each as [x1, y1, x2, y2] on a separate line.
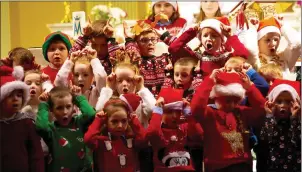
[139, 38, 159, 44]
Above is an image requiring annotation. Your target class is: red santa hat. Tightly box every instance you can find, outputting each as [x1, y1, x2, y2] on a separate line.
[257, 17, 281, 40]
[267, 79, 300, 102]
[119, 93, 142, 113]
[151, 0, 178, 11]
[0, 65, 29, 106]
[210, 72, 246, 100]
[158, 88, 184, 110]
[198, 16, 230, 41]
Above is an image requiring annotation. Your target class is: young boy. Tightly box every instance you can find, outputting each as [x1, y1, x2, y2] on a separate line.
[36, 86, 96, 172]
[191, 70, 266, 172]
[42, 31, 72, 83]
[254, 79, 301, 172]
[0, 65, 44, 171]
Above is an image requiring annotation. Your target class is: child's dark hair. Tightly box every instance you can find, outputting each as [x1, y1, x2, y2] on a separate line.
[195, 7, 222, 23]
[91, 19, 108, 37]
[147, 5, 180, 24]
[8, 47, 34, 64]
[48, 86, 72, 109]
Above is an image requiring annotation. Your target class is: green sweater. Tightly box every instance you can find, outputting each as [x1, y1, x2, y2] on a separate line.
[36, 95, 95, 172]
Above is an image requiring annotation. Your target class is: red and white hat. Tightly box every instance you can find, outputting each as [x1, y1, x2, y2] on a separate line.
[257, 17, 281, 40]
[0, 65, 29, 106]
[119, 93, 142, 113]
[158, 88, 184, 110]
[151, 0, 178, 11]
[198, 16, 230, 41]
[267, 79, 300, 102]
[210, 72, 246, 100]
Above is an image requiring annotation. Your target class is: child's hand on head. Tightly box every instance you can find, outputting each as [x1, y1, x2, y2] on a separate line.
[106, 73, 117, 90]
[39, 92, 49, 102]
[209, 68, 224, 82]
[127, 50, 141, 64]
[70, 50, 81, 63]
[129, 112, 137, 122]
[83, 46, 97, 61]
[274, 14, 284, 27]
[238, 72, 252, 90]
[70, 85, 82, 96]
[123, 21, 135, 39]
[103, 17, 114, 38]
[264, 100, 274, 115]
[154, 27, 168, 37]
[134, 75, 144, 92]
[155, 97, 165, 107]
[221, 23, 232, 38]
[291, 98, 301, 118]
[241, 62, 252, 73]
[83, 16, 93, 37]
[41, 73, 50, 83]
[96, 110, 107, 120]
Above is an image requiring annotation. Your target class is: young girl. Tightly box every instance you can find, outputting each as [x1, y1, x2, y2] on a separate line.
[55, 46, 107, 107]
[254, 79, 301, 172]
[168, 16, 249, 78]
[84, 97, 146, 172]
[191, 70, 266, 171]
[195, 1, 223, 23]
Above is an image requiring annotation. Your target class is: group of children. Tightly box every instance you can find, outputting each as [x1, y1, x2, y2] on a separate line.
[0, 1, 301, 172]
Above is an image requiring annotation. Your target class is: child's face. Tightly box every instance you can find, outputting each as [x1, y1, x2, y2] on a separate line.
[51, 95, 74, 126]
[1, 89, 23, 114]
[73, 63, 93, 92]
[115, 67, 136, 95]
[153, 1, 175, 19]
[24, 73, 42, 101]
[225, 63, 242, 73]
[201, 28, 222, 53]
[200, 1, 219, 17]
[174, 64, 193, 90]
[215, 96, 241, 112]
[137, 32, 158, 57]
[107, 107, 128, 136]
[272, 91, 293, 120]
[91, 36, 108, 58]
[258, 32, 280, 56]
[47, 41, 68, 68]
[162, 109, 182, 128]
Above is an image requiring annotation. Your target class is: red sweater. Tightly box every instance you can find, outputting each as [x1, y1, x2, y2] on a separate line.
[190, 77, 266, 171]
[42, 65, 59, 84]
[145, 18, 187, 37]
[1, 118, 44, 172]
[146, 111, 203, 172]
[84, 116, 146, 172]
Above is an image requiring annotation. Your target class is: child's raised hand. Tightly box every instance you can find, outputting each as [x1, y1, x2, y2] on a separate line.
[83, 16, 93, 37]
[128, 112, 138, 122]
[154, 27, 168, 37]
[250, 17, 259, 29]
[83, 46, 97, 61]
[127, 50, 141, 63]
[39, 92, 49, 102]
[70, 84, 82, 96]
[134, 75, 144, 92]
[41, 73, 50, 83]
[103, 17, 114, 38]
[274, 14, 284, 27]
[96, 110, 107, 120]
[209, 68, 224, 82]
[238, 72, 252, 90]
[241, 62, 252, 73]
[70, 50, 81, 63]
[291, 98, 301, 118]
[123, 21, 135, 39]
[155, 97, 165, 107]
[221, 23, 232, 38]
[264, 100, 274, 115]
[106, 73, 116, 90]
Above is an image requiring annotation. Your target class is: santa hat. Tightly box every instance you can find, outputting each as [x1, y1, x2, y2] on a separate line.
[158, 88, 184, 110]
[257, 17, 281, 40]
[198, 16, 230, 41]
[0, 65, 30, 107]
[119, 93, 142, 113]
[267, 79, 300, 102]
[42, 31, 72, 62]
[210, 72, 246, 100]
[151, 0, 178, 11]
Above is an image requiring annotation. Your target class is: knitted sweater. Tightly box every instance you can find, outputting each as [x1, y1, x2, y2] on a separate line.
[144, 18, 187, 37]
[36, 95, 96, 172]
[191, 77, 266, 171]
[84, 115, 146, 172]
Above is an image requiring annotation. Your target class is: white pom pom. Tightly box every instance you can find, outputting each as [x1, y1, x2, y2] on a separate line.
[12, 66, 24, 80]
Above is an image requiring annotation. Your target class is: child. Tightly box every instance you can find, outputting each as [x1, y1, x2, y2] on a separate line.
[258, 63, 283, 85]
[70, 19, 120, 75]
[36, 86, 96, 172]
[195, 1, 223, 23]
[191, 70, 266, 171]
[42, 31, 72, 83]
[147, 88, 203, 172]
[55, 46, 107, 107]
[254, 79, 301, 172]
[1, 47, 41, 71]
[84, 96, 146, 172]
[0, 65, 44, 171]
[168, 16, 249, 77]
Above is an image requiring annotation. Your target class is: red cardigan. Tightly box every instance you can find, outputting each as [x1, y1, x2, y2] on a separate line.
[84, 116, 146, 172]
[190, 77, 266, 171]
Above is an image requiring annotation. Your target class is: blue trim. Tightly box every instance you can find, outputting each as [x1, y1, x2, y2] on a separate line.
[153, 106, 163, 115]
[246, 68, 256, 78]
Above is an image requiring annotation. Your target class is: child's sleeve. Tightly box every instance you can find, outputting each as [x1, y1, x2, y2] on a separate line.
[246, 68, 269, 97]
[279, 24, 301, 71]
[226, 35, 250, 59]
[54, 59, 74, 87]
[84, 116, 108, 150]
[36, 102, 53, 141]
[146, 107, 166, 148]
[137, 87, 156, 119]
[70, 36, 90, 54]
[95, 87, 113, 111]
[186, 115, 204, 148]
[129, 116, 147, 148]
[74, 95, 96, 126]
[26, 119, 45, 172]
[91, 58, 107, 92]
[42, 80, 54, 93]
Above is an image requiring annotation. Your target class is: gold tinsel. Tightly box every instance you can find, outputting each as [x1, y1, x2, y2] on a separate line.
[61, 2, 72, 23]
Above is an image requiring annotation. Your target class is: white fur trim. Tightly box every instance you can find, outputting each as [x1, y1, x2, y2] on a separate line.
[95, 87, 113, 111]
[151, 1, 177, 10]
[210, 83, 246, 99]
[0, 81, 30, 107]
[54, 59, 74, 87]
[162, 151, 190, 164]
[137, 87, 156, 115]
[199, 19, 222, 38]
[119, 95, 134, 112]
[268, 84, 299, 102]
[42, 80, 54, 93]
[12, 66, 24, 80]
[257, 26, 281, 40]
[164, 101, 183, 110]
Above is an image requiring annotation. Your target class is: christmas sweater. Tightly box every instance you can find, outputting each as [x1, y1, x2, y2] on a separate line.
[54, 58, 107, 107]
[84, 115, 146, 172]
[191, 77, 266, 171]
[95, 87, 156, 128]
[0, 112, 44, 172]
[254, 116, 301, 172]
[146, 107, 203, 172]
[144, 18, 187, 37]
[70, 36, 122, 75]
[168, 28, 249, 77]
[36, 95, 96, 172]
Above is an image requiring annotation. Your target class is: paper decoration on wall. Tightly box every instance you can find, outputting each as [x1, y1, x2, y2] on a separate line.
[72, 11, 86, 39]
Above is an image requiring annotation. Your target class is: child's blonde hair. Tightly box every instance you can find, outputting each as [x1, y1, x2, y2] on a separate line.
[24, 69, 42, 78]
[195, 4, 222, 23]
[175, 57, 198, 68]
[225, 56, 246, 67]
[73, 56, 92, 71]
[258, 63, 283, 80]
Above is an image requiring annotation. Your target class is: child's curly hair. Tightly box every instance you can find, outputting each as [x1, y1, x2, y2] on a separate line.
[91, 19, 108, 37]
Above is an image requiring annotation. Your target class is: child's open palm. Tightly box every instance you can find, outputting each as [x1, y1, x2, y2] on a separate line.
[103, 17, 114, 38]
[134, 75, 144, 92]
[70, 50, 81, 63]
[39, 92, 49, 102]
[291, 98, 301, 118]
[238, 72, 252, 90]
[221, 23, 232, 38]
[264, 101, 274, 115]
[106, 73, 116, 90]
[83, 16, 93, 37]
[123, 21, 135, 39]
[82, 46, 97, 61]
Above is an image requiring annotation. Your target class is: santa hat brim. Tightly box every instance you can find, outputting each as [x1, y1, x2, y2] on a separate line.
[0, 81, 30, 107]
[210, 83, 246, 100]
[257, 26, 281, 40]
[164, 101, 183, 110]
[268, 84, 299, 102]
[151, 1, 177, 11]
[198, 19, 225, 42]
